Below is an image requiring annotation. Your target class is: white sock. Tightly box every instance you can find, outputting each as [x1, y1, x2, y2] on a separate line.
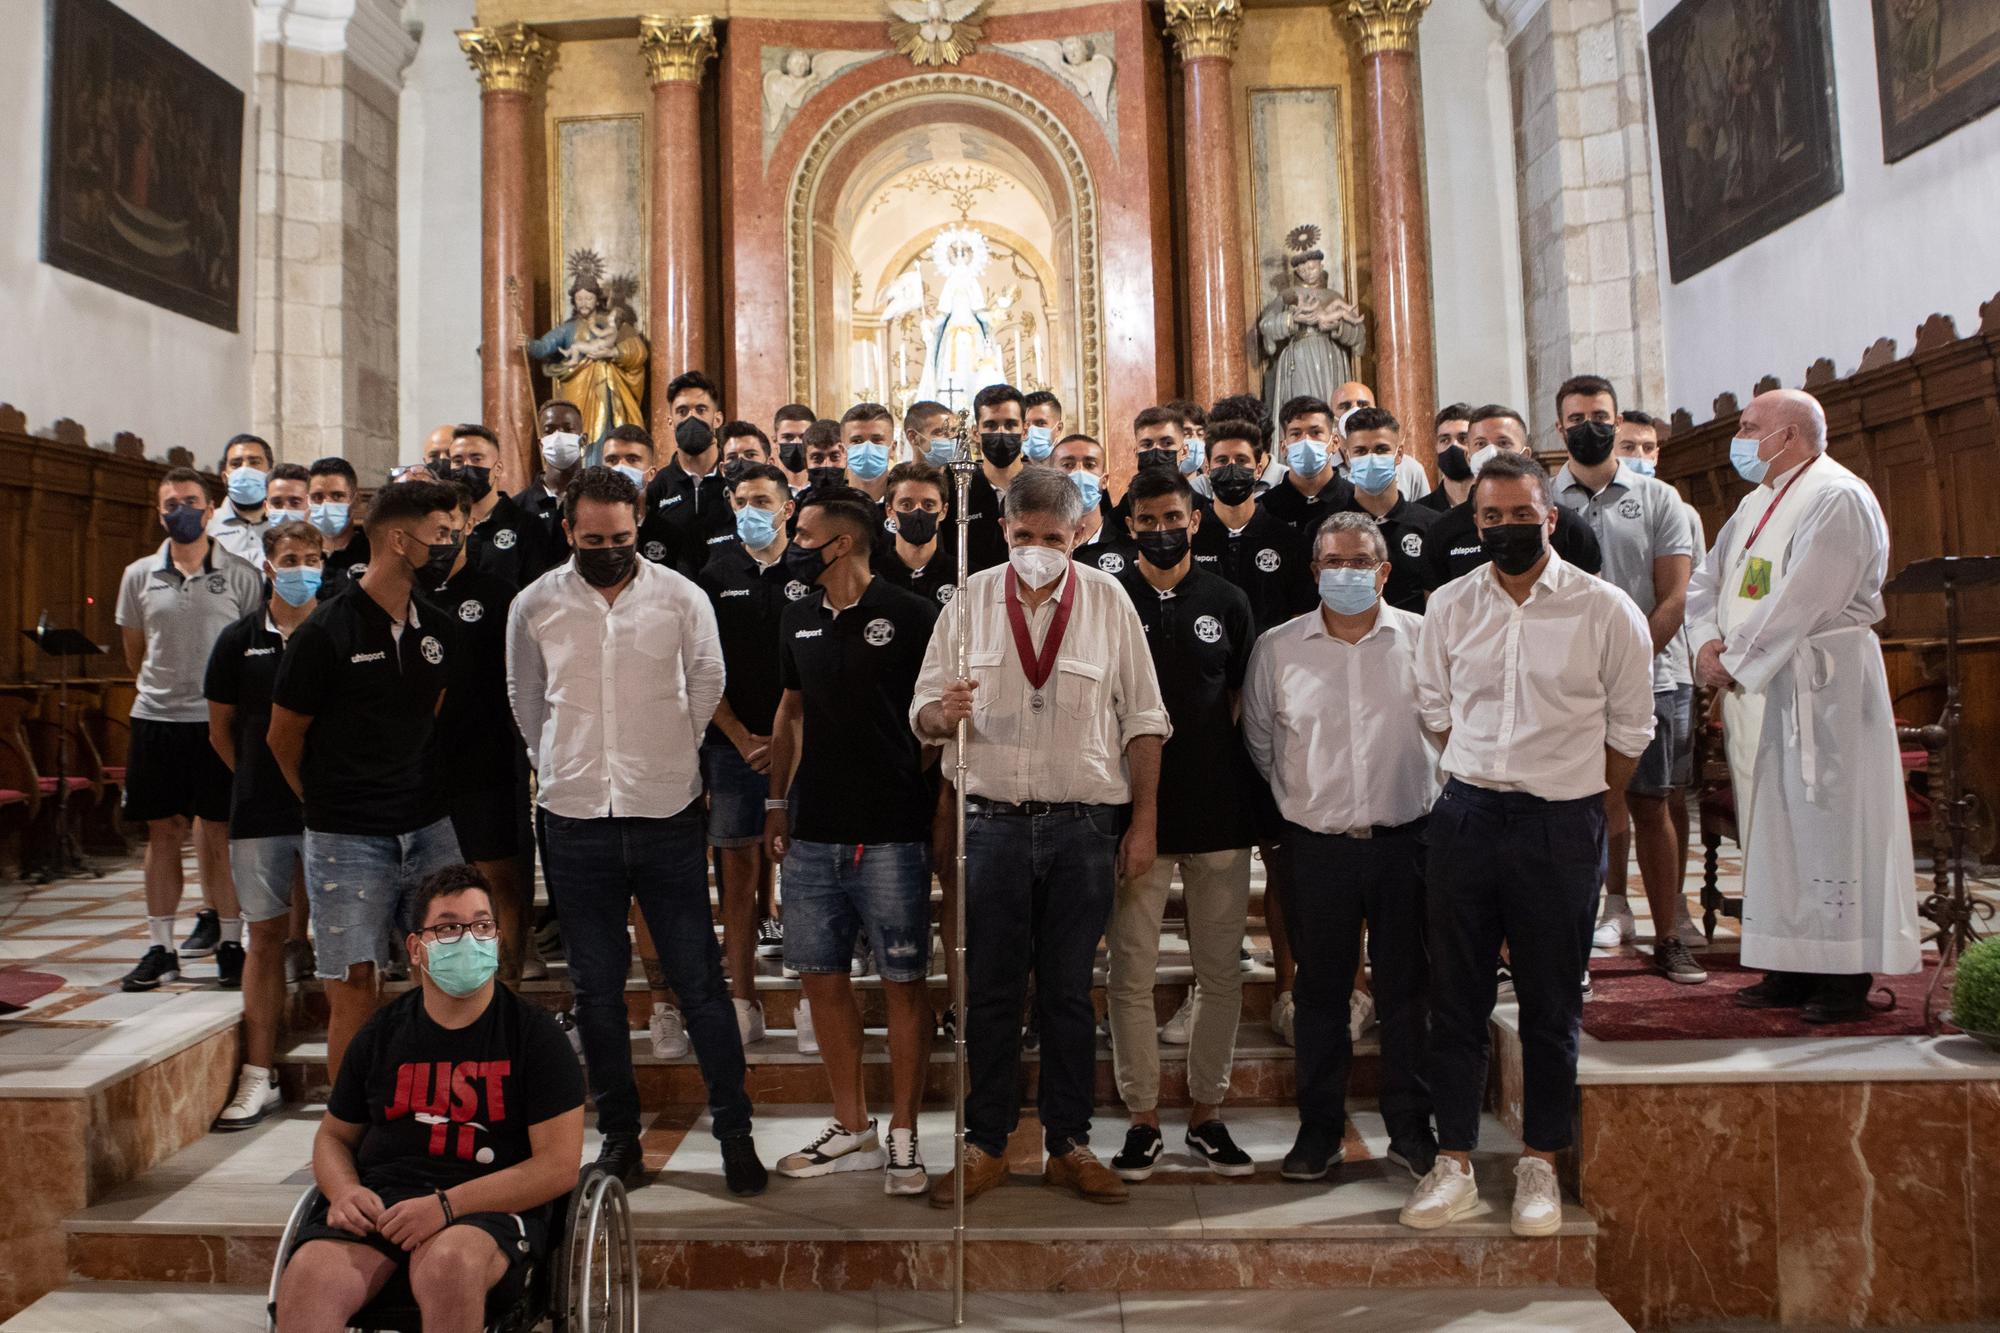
[220, 917, 244, 945]
[148, 917, 175, 951]
[1601, 894, 1630, 915]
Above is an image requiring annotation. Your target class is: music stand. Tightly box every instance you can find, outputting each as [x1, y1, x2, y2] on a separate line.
[1882, 555, 2000, 1025]
[21, 625, 106, 883]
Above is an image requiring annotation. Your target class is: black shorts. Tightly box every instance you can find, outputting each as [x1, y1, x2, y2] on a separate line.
[450, 783, 526, 863]
[293, 1186, 550, 1278]
[123, 719, 233, 823]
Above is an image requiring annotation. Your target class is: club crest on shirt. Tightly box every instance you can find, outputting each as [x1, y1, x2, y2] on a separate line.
[643, 541, 668, 563]
[1618, 497, 1643, 521]
[1096, 551, 1126, 574]
[206, 573, 228, 593]
[1193, 614, 1223, 644]
[348, 564, 368, 580]
[1254, 548, 1281, 573]
[864, 617, 895, 647]
[420, 635, 443, 665]
[936, 585, 955, 604]
[1401, 532, 1423, 558]
[785, 580, 812, 601]
[457, 600, 484, 623]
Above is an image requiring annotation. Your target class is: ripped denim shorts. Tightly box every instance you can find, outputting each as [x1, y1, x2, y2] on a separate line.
[780, 840, 933, 983]
[303, 818, 462, 980]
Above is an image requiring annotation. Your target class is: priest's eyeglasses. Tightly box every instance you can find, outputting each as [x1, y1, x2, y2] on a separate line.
[418, 918, 500, 943]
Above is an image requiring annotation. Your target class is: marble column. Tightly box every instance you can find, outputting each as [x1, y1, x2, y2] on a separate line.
[1164, 0, 1248, 405]
[640, 15, 718, 421]
[458, 23, 555, 486]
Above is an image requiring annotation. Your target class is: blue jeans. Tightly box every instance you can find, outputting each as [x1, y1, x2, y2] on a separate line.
[781, 841, 932, 981]
[540, 804, 751, 1140]
[963, 802, 1121, 1157]
[304, 818, 462, 980]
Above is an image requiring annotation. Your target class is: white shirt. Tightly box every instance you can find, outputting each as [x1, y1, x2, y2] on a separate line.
[505, 557, 725, 820]
[911, 561, 1171, 805]
[1414, 549, 1655, 801]
[1242, 604, 1439, 833]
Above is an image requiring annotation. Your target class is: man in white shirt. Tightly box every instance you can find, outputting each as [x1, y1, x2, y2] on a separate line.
[506, 466, 765, 1198]
[1243, 512, 1440, 1187]
[1404, 451, 1654, 1239]
[912, 466, 1172, 1209]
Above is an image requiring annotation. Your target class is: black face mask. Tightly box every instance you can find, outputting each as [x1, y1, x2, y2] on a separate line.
[675, 418, 714, 457]
[779, 441, 806, 473]
[783, 537, 839, 584]
[806, 465, 846, 494]
[1136, 448, 1179, 474]
[575, 543, 637, 588]
[1479, 522, 1547, 576]
[416, 537, 461, 590]
[426, 458, 453, 480]
[455, 465, 492, 501]
[895, 509, 940, 545]
[1436, 443, 1473, 482]
[1209, 464, 1257, 505]
[979, 432, 1022, 468]
[721, 458, 752, 485]
[1135, 528, 1190, 570]
[1565, 420, 1617, 467]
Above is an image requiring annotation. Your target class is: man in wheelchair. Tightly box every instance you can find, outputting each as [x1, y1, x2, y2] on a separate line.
[275, 864, 586, 1333]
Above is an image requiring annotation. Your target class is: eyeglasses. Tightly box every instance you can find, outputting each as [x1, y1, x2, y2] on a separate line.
[1319, 558, 1382, 571]
[418, 918, 499, 943]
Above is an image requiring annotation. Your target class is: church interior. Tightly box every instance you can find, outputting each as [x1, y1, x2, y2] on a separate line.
[3, 0, 2000, 1329]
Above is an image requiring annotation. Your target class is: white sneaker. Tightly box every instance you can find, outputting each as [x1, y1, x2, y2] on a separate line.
[776, 1118, 887, 1178]
[1592, 903, 1635, 949]
[1399, 1155, 1479, 1230]
[735, 997, 767, 1045]
[649, 1005, 691, 1060]
[1269, 991, 1295, 1047]
[1511, 1156, 1563, 1236]
[1348, 989, 1377, 1043]
[796, 996, 819, 1055]
[212, 1064, 279, 1132]
[884, 1126, 927, 1195]
[1159, 991, 1194, 1045]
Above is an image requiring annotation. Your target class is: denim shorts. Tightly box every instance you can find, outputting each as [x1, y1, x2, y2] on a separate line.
[1630, 685, 1693, 797]
[230, 835, 302, 923]
[781, 840, 932, 982]
[701, 742, 767, 849]
[303, 817, 462, 980]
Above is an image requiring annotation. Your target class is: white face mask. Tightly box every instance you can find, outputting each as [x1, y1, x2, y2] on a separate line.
[1468, 443, 1501, 476]
[1009, 545, 1068, 589]
[541, 431, 583, 470]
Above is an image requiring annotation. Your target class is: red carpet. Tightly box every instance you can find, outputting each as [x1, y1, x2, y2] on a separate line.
[1581, 951, 1950, 1041]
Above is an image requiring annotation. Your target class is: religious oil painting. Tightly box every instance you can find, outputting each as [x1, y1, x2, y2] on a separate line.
[1873, 0, 2000, 162]
[1647, 0, 1842, 283]
[40, 0, 244, 330]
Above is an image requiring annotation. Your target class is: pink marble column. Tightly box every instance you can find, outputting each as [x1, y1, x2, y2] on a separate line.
[1165, 1, 1249, 405]
[640, 16, 718, 422]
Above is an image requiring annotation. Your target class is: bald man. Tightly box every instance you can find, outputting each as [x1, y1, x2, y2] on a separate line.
[1330, 381, 1428, 500]
[1687, 389, 1920, 1024]
[422, 424, 455, 477]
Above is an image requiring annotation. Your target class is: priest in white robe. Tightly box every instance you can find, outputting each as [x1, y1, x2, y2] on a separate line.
[1687, 389, 1921, 1024]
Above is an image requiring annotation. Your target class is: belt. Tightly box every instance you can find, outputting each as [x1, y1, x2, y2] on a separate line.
[965, 798, 1109, 818]
[1302, 816, 1428, 841]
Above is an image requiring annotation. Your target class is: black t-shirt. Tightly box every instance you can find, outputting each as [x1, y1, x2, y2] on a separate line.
[778, 578, 939, 844]
[271, 580, 456, 836]
[465, 493, 550, 591]
[644, 458, 733, 579]
[877, 538, 960, 610]
[1420, 497, 1603, 591]
[322, 529, 373, 592]
[203, 611, 304, 839]
[1342, 494, 1439, 613]
[1259, 471, 1357, 539]
[430, 566, 523, 791]
[960, 471, 1010, 573]
[1115, 566, 1258, 854]
[697, 542, 815, 739]
[1191, 502, 1316, 637]
[329, 986, 584, 1194]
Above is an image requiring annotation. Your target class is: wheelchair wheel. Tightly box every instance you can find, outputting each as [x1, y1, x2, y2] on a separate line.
[553, 1169, 637, 1332]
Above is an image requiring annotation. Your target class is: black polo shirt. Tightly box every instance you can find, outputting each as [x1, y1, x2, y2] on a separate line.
[960, 471, 1010, 573]
[1074, 532, 1140, 579]
[878, 539, 960, 610]
[1259, 471, 1356, 539]
[644, 457, 732, 579]
[1415, 486, 1457, 515]
[516, 479, 571, 579]
[1114, 565, 1258, 854]
[464, 492, 549, 591]
[271, 580, 455, 836]
[429, 565, 522, 791]
[322, 529, 372, 590]
[1420, 497, 1603, 591]
[202, 611, 304, 839]
[1191, 502, 1315, 636]
[778, 578, 939, 844]
[1342, 494, 1439, 613]
[1107, 486, 1213, 548]
[698, 541, 815, 740]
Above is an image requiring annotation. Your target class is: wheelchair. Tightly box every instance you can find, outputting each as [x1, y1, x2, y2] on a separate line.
[266, 1164, 638, 1332]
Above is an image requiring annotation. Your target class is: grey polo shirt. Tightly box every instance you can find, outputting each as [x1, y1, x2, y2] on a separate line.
[1553, 462, 1696, 693]
[1669, 500, 1708, 687]
[115, 540, 265, 723]
[208, 501, 271, 565]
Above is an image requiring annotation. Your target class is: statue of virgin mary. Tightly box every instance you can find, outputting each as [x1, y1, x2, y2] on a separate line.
[915, 225, 1007, 414]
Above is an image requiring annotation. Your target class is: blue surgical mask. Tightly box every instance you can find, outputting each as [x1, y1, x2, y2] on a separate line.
[612, 463, 647, 490]
[1023, 424, 1055, 462]
[847, 442, 889, 480]
[1286, 440, 1328, 477]
[1318, 567, 1380, 615]
[1621, 456, 1657, 478]
[1729, 434, 1770, 484]
[1349, 454, 1398, 495]
[423, 933, 498, 997]
[267, 507, 304, 526]
[735, 505, 781, 550]
[1179, 438, 1206, 476]
[1070, 469, 1103, 511]
[226, 467, 267, 506]
[309, 502, 350, 537]
[271, 566, 323, 606]
[923, 435, 956, 467]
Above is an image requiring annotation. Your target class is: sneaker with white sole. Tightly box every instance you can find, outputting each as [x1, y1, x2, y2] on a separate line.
[777, 1119, 887, 1178]
[757, 919, 785, 959]
[649, 1004, 691, 1060]
[213, 1064, 280, 1131]
[796, 996, 819, 1055]
[1655, 937, 1708, 985]
[519, 937, 549, 981]
[1511, 1156, 1563, 1236]
[1399, 1155, 1479, 1230]
[884, 1126, 927, 1195]
[735, 996, 767, 1045]
[1160, 992, 1194, 1045]
[1348, 989, 1376, 1043]
[1269, 991, 1295, 1047]
[1592, 902, 1635, 949]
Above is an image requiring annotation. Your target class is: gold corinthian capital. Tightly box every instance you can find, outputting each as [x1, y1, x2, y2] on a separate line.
[1337, 0, 1433, 57]
[639, 15, 719, 86]
[1163, 0, 1243, 62]
[456, 23, 556, 95]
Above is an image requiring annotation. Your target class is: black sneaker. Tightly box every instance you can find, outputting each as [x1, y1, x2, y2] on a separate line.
[938, 1004, 959, 1040]
[1655, 937, 1708, 986]
[534, 915, 565, 961]
[1185, 1121, 1254, 1177]
[181, 910, 220, 958]
[1735, 971, 1816, 1010]
[1281, 1124, 1340, 1182]
[1385, 1126, 1440, 1179]
[215, 941, 245, 990]
[756, 919, 785, 959]
[1111, 1124, 1164, 1182]
[121, 946, 180, 992]
[595, 1131, 644, 1185]
[722, 1134, 769, 1197]
[1022, 1007, 1040, 1052]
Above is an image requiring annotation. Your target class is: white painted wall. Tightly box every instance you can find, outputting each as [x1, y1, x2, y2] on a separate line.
[0, 0, 254, 457]
[396, 0, 481, 458]
[1422, 0, 1532, 415]
[1641, 0, 2000, 417]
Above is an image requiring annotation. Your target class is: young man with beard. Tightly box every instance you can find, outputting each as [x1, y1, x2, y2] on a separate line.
[308, 457, 371, 589]
[772, 402, 817, 487]
[1418, 405, 1602, 589]
[1262, 397, 1356, 534]
[878, 462, 958, 608]
[1417, 403, 1478, 515]
[210, 433, 276, 564]
[451, 425, 548, 591]
[646, 409, 733, 578]
[1192, 418, 1316, 635]
[1055, 432, 1135, 574]
[1338, 408, 1438, 613]
[962, 383, 1029, 572]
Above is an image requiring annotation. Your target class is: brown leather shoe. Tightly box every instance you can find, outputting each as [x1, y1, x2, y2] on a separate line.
[1043, 1144, 1129, 1204]
[928, 1143, 1008, 1209]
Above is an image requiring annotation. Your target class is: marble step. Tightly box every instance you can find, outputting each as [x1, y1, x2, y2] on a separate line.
[64, 1107, 1596, 1295]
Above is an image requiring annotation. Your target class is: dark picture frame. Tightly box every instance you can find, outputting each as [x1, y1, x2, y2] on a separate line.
[40, 0, 245, 330]
[1647, 0, 1843, 283]
[1873, 0, 2000, 163]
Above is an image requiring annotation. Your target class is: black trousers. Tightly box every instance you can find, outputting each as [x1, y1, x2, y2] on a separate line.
[1426, 779, 1604, 1154]
[1278, 819, 1432, 1141]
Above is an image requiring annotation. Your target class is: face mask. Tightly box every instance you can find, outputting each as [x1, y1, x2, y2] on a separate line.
[426, 457, 453, 480]
[1622, 456, 1657, 478]
[1209, 464, 1257, 506]
[735, 506, 781, 550]
[1286, 440, 1328, 477]
[979, 431, 1023, 468]
[164, 505, 207, 543]
[1009, 544, 1068, 589]
[779, 441, 807, 474]
[423, 933, 499, 997]
[1349, 454, 1398, 495]
[420, 538, 462, 589]
[1136, 447, 1179, 473]
[783, 537, 840, 584]
[807, 465, 846, 493]
[1565, 420, 1617, 467]
[541, 431, 583, 471]
[575, 543, 637, 588]
[308, 502, 350, 536]
[847, 442, 889, 480]
[1729, 433, 1771, 484]
[1179, 439, 1206, 477]
[721, 457, 752, 485]
[271, 566, 323, 606]
[895, 509, 939, 545]
[456, 464, 493, 501]
[923, 435, 957, 467]
[611, 463, 647, 490]
[1069, 469, 1103, 511]
[1479, 521, 1547, 576]
[1135, 528, 1190, 570]
[675, 418, 714, 456]
[1435, 443, 1473, 482]
[1023, 424, 1054, 462]
[267, 507, 304, 526]
[1318, 566, 1380, 615]
[1467, 444, 1501, 476]
[226, 467, 267, 506]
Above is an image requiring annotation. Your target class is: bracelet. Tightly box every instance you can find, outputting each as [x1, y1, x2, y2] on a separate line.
[764, 799, 788, 812]
[435, 1189, 454, 1224]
